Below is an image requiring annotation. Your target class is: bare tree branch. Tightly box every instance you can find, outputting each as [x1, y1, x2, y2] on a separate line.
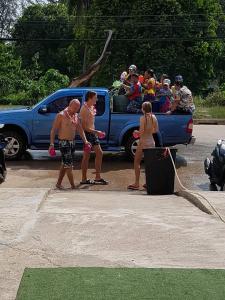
[69, 30, 113, 87]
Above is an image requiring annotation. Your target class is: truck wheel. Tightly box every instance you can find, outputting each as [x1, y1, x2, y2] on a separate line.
[3, 131, 26, 160]
[125, 136, 139, 160]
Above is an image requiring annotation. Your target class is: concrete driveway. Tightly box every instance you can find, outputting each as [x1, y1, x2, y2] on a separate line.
[1, 189, 225, 299]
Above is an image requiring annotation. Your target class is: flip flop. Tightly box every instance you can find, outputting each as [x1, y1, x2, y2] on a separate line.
[94, 178, 109, 185]
[80, 179, 95, 185]
[127, 184, 139, 190]
[55, 185, 66, 190]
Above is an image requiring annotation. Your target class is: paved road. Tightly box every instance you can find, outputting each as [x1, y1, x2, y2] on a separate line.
[2, 125, 225, 191]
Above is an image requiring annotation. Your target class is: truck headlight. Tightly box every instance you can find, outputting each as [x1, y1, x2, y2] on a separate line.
[0, 124, 5, 129]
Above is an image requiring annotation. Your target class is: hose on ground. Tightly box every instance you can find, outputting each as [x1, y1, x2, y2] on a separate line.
[167, 148, 225, 224]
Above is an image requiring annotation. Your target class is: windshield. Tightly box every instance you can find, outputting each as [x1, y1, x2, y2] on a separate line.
[32, 93, 53, 109]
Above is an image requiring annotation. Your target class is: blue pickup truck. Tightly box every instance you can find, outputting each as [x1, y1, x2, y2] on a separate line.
[0, 88, 194, 160]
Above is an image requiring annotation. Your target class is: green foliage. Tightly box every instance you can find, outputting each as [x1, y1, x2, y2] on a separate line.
[0, 43, 69, 105]
[205, 91, 225, 106]
[13, 3, 74, 75]
[2, 0, 225, 104]
[0, 43, 24, 96]
[75, 0, 224, 92]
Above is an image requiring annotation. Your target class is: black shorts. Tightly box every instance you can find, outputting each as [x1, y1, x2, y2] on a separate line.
[85, 132, 100, 146]
[59, 140, 76, 168]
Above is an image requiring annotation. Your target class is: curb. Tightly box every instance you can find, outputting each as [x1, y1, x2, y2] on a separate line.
[194, 119, 225, 125]
[176, 190, 214, 216]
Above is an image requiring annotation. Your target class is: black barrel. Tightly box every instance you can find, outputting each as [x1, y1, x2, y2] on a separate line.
[113, 95, 129, 112]
[144, 148, 177, 195]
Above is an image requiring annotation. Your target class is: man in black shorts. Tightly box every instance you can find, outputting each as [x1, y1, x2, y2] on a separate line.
[79, 91, 108, 185]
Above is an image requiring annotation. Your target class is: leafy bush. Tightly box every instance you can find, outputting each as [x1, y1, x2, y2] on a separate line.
[0, 69, 69, 106]
[0, 98, 11, 105]
[38, 69, 69, 96]
[5, 92, 32, 106]
[205, 91, 225, 106]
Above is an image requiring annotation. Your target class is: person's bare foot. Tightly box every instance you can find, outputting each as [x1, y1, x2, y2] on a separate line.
[127, 184, 139, 190]
[55, 184, 65, 190]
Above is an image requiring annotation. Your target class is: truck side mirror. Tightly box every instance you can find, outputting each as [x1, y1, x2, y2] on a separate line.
[38, 105, 48, 114]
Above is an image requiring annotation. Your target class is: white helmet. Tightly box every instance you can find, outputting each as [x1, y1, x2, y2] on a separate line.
[128, 64, 137, 71]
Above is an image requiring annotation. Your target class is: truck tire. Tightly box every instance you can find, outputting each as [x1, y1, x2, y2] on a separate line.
[125, 135, 139, 160]
[3, 131, 26, 160]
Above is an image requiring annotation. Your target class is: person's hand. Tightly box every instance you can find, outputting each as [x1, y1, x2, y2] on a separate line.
[166, 111, 172, 115]
[133, 130, 140, 139]
[96, 131, 103, 138]
[49, 144, 54, 151]
[85, 141, 91, 147]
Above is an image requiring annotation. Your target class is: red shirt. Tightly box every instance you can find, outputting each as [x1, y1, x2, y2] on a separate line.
[128, 82, 142, 100]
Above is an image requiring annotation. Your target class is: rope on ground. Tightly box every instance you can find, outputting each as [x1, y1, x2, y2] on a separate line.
[167, 148, 225, 224]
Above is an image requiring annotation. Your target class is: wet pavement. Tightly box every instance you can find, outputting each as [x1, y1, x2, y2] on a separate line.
[2, 125, 225, 191]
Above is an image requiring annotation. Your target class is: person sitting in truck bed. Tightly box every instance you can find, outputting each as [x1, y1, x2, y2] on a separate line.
[156, 79, 174, 113]
[169, 75, 195, 115]
[123, 64, 137, 85]
[119, 64, 137, 95]
[122, 73, 143, 113]
[142, 69, 156, 102]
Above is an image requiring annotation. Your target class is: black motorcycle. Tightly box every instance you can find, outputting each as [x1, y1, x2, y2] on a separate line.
[0, 134, 7, 184]
[204, 139, 225, 191]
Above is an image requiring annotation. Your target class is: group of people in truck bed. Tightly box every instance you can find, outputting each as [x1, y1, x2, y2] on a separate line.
[119, 65, 195, 115]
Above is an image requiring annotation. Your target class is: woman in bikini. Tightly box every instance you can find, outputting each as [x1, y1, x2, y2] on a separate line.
[128, 101, 159, 190]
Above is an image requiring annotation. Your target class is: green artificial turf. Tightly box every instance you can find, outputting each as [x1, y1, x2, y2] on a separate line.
[16, 267, 225, 300]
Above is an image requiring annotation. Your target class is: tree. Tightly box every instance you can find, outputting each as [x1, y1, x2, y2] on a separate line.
[77, 0, 225, 92]
[0, 0, 18, 38]
[13, 3, 74, 75]
[0, 43, 24, 96]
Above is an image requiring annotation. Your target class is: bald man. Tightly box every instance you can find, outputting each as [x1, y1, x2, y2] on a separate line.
[49, 99, 90, 189]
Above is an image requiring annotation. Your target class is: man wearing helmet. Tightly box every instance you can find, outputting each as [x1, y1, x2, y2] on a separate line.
[123, 64, 137, 85]
[122, 73, 142, 113]
[170, 75, 195, 114]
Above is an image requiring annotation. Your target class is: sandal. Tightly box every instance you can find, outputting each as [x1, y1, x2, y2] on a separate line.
[143, 184, 147, 189]
[80, 179, 95, 185]
[127, 184, 139, 190]
[55, 184, 66, 190]
[94, 178, 109, 185]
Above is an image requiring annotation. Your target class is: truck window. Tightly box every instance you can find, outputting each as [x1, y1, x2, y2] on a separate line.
[48, 96, 82, 113]
[96, 95, 105, 116]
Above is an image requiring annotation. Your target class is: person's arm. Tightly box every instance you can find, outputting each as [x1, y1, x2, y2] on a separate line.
[152, 115, 159, 133]
[49, 114, 61, 149]
[80, 108, 102, 136]
[126, 84, 135, 97]
[139, 117, 145, 136]
[171, 91, 180, 112]
[122, 84, 132, 95]
[76, 118, 89, 144]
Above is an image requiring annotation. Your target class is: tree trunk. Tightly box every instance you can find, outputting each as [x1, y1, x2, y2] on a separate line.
[69, 30, 113, 87]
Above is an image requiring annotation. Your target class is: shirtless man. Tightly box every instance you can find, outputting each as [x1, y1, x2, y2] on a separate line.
[49, 99, 90, 189]
[80, 91, 108, 185]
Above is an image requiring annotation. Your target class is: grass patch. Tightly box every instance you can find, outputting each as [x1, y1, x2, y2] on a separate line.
[16, 267, 225, 300]
[194, 106, 225, 119]
[194, 96, 225, 119]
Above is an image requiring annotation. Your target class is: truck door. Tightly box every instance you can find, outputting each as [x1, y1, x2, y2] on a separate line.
[94, 92, 110, 144]
[32, 94, 83, 147]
